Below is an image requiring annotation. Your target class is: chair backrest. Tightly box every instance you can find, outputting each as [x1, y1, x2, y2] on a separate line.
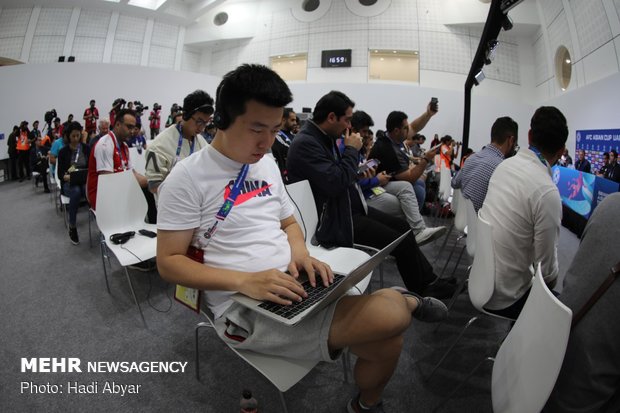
[491, 263, 572, 413]
[439, 165, 452, 202]
[464, 198, 477, 257]
[285, 180, 318, 243]
[95, 170, 147, 236]
[468, 212, 495, 311]
[128, 147, 146, 175]
[453, 189, 467, 233]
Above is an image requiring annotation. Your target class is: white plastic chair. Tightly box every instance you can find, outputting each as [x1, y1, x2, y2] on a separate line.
[128, 147, 146, 174]
[54, 163, 70, 228]
[95, 170, 157, 326]
[428, 212, 512, 380]
[438, 165, 453, 205]
[195, 310, 318, 413]
[434, 264, 572, 412]
[285, 180, 373, 292]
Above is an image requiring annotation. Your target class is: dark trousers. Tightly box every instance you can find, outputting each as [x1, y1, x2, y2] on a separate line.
[17, 150, 31, 179]
[142, 187, 157, 224]
[8, 154, 18, 180]
[150, 128, 159, 140]
[33, 159, 49, 191]
[63, 183, 85, 227]
[353, 207, 436, 293]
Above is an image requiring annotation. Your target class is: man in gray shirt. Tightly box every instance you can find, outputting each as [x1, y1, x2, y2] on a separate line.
[545, 193, 620, 413]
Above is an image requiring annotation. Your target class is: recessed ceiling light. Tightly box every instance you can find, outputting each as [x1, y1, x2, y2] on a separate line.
[565, 58, 571, 64]
[413, 51, 418, 55]
[392, 50, 397, 53]
[277, 55, 281, 58]
[289, 61, 294, 64]
[380, 57, 384, 61]
[374, 50, 378, 53]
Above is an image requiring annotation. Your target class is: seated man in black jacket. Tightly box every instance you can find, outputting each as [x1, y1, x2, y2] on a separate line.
[287, 91, 454, 298]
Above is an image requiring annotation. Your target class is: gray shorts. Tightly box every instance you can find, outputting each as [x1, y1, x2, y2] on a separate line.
[213, 298, 342, 362]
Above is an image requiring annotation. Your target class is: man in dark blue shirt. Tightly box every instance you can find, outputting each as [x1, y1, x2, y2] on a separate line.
[574, 149, 591, 173]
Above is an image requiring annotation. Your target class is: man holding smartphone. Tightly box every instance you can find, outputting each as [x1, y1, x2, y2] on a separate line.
[351, 111, 446, 246]
[369, 101, 440, 216]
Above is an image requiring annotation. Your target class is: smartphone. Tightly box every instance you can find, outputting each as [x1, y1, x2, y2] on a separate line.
[139, 229, 157, 238]
[430, 97, 438, 112]
[357, 158, 380, 174]
[428, 143, 442, 153]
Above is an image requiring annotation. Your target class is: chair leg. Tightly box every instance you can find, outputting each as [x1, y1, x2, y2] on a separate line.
[62, 204, 68, 229]
[342, 352, 351, 384]
[124, 267, 146, 327]
[438, 236, 462, 277]
[432, 223, 454, 265]
[426, 315, 480, 382]
[88, 211, 93, 248]
[99, 236, 111, 294]
[433, 356, 495, 412]
[278, 391, 289, 413]
[449, 244, 468, 277]
[195, 321, 213, 381]
[434, 274, 469, 333]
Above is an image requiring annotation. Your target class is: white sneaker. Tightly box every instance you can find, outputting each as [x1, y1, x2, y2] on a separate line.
[415, 226, 447, 246]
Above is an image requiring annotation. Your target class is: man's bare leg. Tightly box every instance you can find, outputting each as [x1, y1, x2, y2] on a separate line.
[328, 288, 420, 406]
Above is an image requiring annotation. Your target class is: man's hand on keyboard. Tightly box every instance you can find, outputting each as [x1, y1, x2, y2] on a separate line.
[240, 269, 308, 306]
[288, 254, 333, 288]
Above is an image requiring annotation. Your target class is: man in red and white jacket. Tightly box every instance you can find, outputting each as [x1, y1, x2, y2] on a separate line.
[87, 109, 150, 214]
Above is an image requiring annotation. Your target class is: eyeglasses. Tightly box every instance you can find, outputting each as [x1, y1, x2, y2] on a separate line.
[191, 116, 209, 129]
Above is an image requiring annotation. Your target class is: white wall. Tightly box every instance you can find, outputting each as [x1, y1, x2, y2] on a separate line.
[0, 63, 221, 159]
[0, 6, 201, 73]
[541, 72, 620, 156]
[198, 0, 530, 102]
[534, 0, 620, 100]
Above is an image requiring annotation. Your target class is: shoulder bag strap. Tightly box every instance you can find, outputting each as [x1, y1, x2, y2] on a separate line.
[571, 260, 620, 330]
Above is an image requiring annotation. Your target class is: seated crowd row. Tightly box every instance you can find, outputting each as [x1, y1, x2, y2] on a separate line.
[12, 63, 619, 412]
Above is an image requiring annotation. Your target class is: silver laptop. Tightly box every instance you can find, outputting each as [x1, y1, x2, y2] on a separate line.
[232, 230, 410, 326]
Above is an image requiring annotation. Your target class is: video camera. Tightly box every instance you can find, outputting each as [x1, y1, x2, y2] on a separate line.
[44, 109, 57, 125]
[113, 98, 126, 108]
[134, 101, 149, 115]
[152, 103, 161, 111]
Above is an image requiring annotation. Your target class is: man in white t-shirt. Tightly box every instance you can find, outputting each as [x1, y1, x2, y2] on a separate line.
[145, 90, 214, 197]
[156, 64, 447, 412]
[480, 106, 568, 319]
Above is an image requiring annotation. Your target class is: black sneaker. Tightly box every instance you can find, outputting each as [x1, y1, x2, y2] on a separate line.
[391, 287, 448, 322]
[421, 278, 456, 299]
[69, 227, 80, 245]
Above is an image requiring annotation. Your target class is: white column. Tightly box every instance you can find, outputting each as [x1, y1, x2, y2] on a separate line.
[141, 18, 154, 66]
[20, 6, 41, 63]
[174, 26, 185, 71]
[63, 7, 81, 58]
[103, 11, 119, 63]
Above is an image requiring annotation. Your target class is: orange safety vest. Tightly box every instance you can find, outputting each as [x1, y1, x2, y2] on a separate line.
[16, 131, 30, 151]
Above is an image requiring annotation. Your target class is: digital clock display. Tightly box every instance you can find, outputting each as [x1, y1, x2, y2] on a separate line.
[321, 49, 352, 68]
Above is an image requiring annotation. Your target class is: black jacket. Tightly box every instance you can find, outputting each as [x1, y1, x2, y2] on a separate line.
[58, 144, 91, 193]
[287, 121, 359, 248]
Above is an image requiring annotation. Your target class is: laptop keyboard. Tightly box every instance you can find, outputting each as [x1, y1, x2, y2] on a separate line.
[258, 273, 346, 319]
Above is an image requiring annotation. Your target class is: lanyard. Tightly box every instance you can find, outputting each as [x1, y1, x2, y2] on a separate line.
[202, 164, 249, 244]
[73, 144, 81, 165]
[109, 132, 128, 170]
[529, 146, 548, 168]
[176, 123, 195, 163]
[277, 130, 291, 145]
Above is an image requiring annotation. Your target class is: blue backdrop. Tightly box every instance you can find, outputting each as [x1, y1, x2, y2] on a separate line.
[552, 166, 619, 219]
[575, 128, 620, 173]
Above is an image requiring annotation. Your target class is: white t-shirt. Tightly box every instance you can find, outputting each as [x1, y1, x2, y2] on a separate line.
[157, 145, 295, 318]
[95, 132, 133, 172]
[480, 147, 561, 310]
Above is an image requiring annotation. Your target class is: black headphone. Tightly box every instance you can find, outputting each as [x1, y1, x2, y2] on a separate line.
[110, 231, 135, 245]
[212, 81, 229, 130]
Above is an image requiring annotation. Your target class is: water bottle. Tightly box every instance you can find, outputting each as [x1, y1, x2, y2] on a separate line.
[240, 389, 258, 413]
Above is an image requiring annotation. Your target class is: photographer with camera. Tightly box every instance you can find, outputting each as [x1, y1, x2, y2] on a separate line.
[148, 103, 161, 140]
[165, 103, 180, 128]
[145, 90, 213, 197]
[133, 101, 148, 130]
[109, 98, 126, 128]
[83, 99, 99, 135]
